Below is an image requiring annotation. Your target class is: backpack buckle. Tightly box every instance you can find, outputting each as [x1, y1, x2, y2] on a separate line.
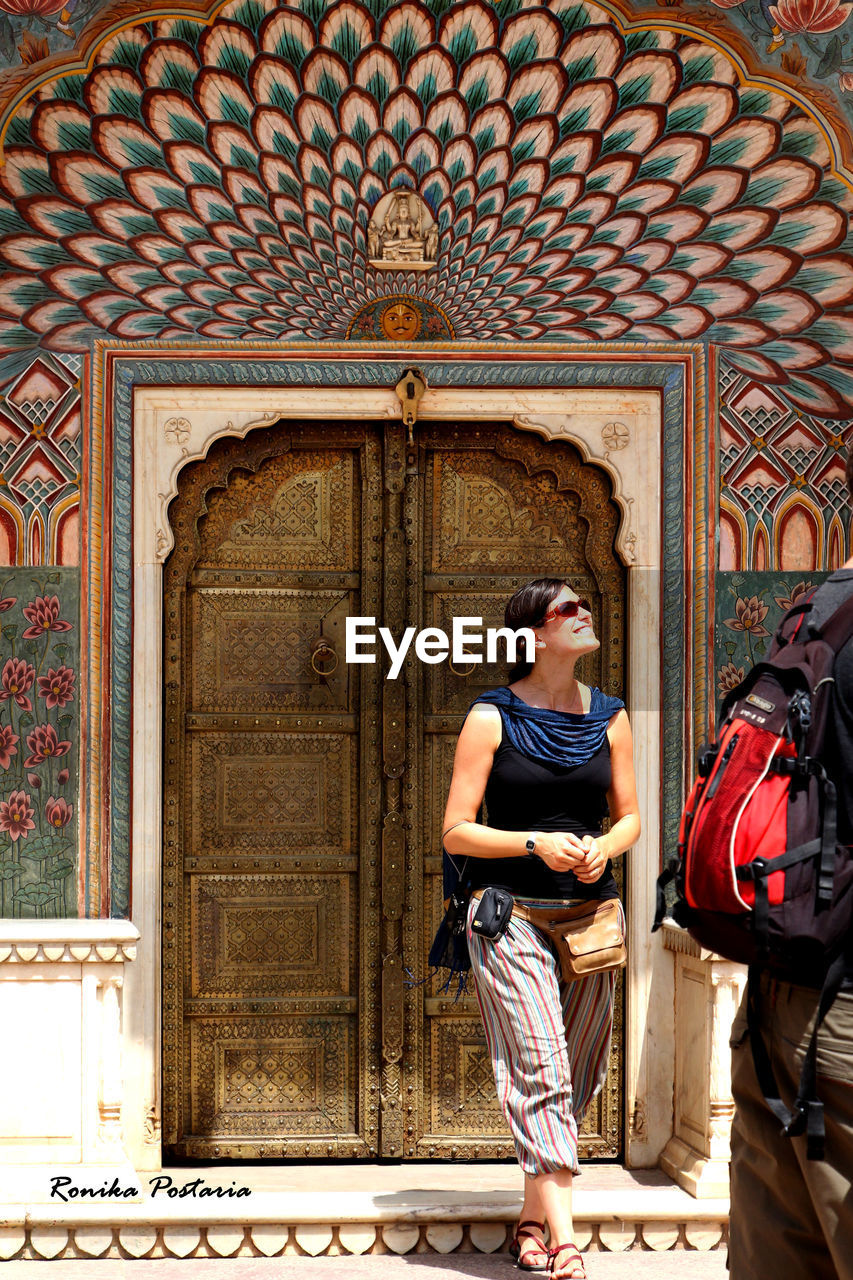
[736, 858, 767, 882]
[786, 689, 812, 748]
[804, 1100, 825, 1162]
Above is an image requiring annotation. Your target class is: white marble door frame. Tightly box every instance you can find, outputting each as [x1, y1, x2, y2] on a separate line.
[126, 383, 671, 1170]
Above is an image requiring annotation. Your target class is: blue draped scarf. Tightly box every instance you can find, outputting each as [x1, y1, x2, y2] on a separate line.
[473, 685, 625, 767]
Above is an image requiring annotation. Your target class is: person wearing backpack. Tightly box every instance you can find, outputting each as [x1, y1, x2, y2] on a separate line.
[727, 451, 853, 1280]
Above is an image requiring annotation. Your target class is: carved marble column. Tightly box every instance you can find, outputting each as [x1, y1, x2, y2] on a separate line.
[94, 975, 125, 1156]
[659, 924, 746, 1197]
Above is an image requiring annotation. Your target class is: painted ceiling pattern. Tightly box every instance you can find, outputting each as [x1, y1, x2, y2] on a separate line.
[2, 0, 853, 416]
[4, 0, 853, 134]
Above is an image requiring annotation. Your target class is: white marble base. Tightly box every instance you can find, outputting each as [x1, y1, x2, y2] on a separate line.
[659, 1136, 731, 1199]
[0, 1166, 728, 1259]
[0, 921, 139, 1174]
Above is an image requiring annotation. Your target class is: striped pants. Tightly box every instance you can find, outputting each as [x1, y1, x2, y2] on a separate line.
[467, 897, 619, 1175]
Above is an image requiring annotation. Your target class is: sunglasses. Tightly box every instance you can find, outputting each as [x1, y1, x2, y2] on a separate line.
[541, 598, 592, 624]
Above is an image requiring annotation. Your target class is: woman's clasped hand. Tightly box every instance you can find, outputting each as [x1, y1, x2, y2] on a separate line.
[532, 831, 608, 882]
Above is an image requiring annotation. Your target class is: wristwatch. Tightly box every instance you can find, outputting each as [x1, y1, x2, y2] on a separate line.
[525, 833, 538, 859]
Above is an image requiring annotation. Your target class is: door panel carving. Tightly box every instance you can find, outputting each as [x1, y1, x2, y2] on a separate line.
[189, 589, 351, 710]
[188, 1016, 357, 1139]
[188, 732, 354, 852]
[163, 420, 626, 1162]
[196, 455, 357, 571]
[188, 874, 354, 999]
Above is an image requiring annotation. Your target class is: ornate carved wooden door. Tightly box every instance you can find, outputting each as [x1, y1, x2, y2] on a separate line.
[162, 424, 386, 1158]
[162, 419, 626, 1161]
[404, 424, 627, 1160]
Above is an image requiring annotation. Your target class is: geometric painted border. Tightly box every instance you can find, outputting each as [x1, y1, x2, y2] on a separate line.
[96, 341, 707, 918]
[718, 358, 853, 572]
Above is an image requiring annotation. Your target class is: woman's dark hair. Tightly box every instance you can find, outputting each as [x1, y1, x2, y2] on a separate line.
[504, 577, 570, 681]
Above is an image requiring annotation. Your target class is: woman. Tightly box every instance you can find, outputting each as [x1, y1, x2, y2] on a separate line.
[441, 579, 640, 1279]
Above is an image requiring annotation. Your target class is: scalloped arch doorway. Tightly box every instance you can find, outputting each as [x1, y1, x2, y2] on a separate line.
[118, 371, 669, 1172]
[161, 415, 629, 1160]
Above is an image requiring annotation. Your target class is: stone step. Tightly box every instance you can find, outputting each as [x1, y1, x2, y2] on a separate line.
[0, 1166, 728, 1262]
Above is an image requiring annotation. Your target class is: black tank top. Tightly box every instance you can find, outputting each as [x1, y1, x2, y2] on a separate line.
[470, 721, 619, 901]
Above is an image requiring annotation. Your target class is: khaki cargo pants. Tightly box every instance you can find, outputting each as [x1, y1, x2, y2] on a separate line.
[729, 974, 853, 1280]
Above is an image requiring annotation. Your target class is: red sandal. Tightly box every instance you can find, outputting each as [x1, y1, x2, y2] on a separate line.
[509, 1219, 549, 1273]
[548, 1242, 586, 1278]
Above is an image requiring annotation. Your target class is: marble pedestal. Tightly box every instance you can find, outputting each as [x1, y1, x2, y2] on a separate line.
[659, 924, 746, 1198]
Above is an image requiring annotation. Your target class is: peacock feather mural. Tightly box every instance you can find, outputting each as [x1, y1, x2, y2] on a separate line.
[1, 0, 853, 417]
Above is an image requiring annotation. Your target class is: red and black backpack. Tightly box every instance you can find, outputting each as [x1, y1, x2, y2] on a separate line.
[654, 590, 853, 1159]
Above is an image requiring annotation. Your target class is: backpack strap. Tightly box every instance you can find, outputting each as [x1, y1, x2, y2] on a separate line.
[746, 967, 799, 1133]
[773, 593, 817, 649]
[817, 773, 838, 904]
[741, 764, 838, 908]
[652, 858, 680, 932]
[736, 838, 827, 955]
[774, 590, 853, 655]
[746, 953, 847, 1162]
[794, 952, 848, 1160]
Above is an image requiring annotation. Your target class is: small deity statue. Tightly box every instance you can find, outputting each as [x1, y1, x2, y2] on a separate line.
[381, 193, 425, 261]
[367, 191, 437, 270]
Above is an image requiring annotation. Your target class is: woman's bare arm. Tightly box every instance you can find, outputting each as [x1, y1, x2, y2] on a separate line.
[575, 708, 641, 883]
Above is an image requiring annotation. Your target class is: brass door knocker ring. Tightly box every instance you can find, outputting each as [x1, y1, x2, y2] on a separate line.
[310, 639, 339, 676]
[448, 660, 477, 677]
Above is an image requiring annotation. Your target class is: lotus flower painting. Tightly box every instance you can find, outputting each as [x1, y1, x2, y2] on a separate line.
[0, 578, 77, 918]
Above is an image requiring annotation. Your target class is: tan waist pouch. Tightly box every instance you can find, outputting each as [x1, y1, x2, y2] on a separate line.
[511, 897, 627, 982]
